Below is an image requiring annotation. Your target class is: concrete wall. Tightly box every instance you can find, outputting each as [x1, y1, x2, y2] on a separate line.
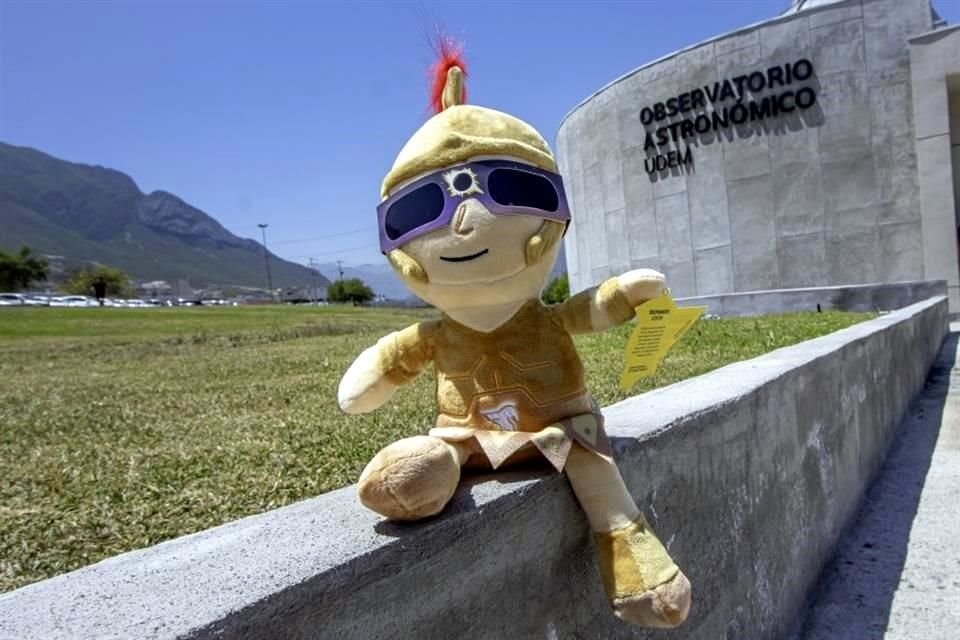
[676, 279, 946, 317]
[909, 25, 960, 309]
[951, 86, 960, 228]
[0, 297, 947, 640]
[558, 0, 937, 298]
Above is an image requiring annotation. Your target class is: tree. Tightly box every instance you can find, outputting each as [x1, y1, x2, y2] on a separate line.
[327, 278, 374, 305]
[0, 246, 49, 291]
[63, 265, 135, 298]
[542, 274, 569, 304]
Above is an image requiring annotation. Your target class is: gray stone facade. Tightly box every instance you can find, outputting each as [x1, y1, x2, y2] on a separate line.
[557, 0, 959, 306]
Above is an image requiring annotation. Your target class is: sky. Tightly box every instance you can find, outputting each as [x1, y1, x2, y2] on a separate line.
[2, 0, 958, 268]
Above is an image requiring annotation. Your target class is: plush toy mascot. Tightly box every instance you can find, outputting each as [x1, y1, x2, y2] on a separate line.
[338, 40, 691, 628]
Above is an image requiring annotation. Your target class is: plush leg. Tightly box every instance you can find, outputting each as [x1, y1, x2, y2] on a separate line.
[565, 443, 691, 628]
[358, 435, 470, 521]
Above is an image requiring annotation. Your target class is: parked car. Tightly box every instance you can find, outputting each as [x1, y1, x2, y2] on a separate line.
[24, 295, 50, 306]
[0, 293, 26, 306]
[108, 298, 141, 308]
[50, 296, 98, 307]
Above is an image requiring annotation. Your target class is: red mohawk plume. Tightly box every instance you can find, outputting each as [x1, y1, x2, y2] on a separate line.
[428, 35, 467, 114]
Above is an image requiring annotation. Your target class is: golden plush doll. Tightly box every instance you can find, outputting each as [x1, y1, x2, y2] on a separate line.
[338, 42, 691, 628]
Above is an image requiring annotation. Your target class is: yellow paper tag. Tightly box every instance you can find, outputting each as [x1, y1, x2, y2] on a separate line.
[618, 291, 706, 390]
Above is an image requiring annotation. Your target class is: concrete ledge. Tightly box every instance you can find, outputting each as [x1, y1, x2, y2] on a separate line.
[676, 280, 948, 318]
[0, 297, 948, 640]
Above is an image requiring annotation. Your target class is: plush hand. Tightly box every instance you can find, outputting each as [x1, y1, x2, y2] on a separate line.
[338, 344, 399, 414]
[616, 269, 666, 307]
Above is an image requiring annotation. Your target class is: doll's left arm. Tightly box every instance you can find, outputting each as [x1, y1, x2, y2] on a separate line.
[616, 268, 667, 307]
[553, 269, 665, 335]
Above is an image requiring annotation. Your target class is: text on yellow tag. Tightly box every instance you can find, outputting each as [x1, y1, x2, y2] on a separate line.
[619, 291, 706, 390]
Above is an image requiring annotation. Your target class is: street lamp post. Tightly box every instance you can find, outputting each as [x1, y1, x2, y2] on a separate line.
[257, 223, 274, 302]
[308, 257, 319, 304]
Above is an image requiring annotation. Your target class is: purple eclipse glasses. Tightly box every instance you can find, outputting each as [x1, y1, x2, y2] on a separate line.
[376, 160, 570, 253]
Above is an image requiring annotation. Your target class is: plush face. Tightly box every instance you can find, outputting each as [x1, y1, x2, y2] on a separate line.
[387, 158, 562, 316]
[403, 198, 541, 285]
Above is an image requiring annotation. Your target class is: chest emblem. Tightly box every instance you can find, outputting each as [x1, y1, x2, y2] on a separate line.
[481, 401, 520, 431]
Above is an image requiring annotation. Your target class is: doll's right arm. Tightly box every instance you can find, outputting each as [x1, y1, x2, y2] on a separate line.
[337, 320, 439, 414]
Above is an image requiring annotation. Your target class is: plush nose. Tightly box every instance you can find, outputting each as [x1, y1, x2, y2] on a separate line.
[450, 199, 495, 236]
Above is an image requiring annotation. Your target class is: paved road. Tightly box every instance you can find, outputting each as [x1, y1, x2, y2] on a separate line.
[793, 327, 960, 639]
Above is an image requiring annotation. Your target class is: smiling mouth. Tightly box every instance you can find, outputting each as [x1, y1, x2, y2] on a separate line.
[439, 248, 489, 263]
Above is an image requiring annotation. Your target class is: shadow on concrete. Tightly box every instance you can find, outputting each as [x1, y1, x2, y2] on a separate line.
[372, 465, 553, 538]
[372, 489, 481, 537]
[793, 331, 957, 639]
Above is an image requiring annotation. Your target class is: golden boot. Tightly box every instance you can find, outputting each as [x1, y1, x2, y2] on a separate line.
[594, 514, 691, 627]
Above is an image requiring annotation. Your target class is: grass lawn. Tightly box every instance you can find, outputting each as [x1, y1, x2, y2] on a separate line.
[0, 304, 872, 592]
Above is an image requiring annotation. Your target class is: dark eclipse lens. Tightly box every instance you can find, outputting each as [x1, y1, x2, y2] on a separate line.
[453, 172, 473, 191]
[488, 168, 559, 212]
[384, 183, 445, 240]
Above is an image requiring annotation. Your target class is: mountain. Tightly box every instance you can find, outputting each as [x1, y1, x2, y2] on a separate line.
[0, 142, 329, 290]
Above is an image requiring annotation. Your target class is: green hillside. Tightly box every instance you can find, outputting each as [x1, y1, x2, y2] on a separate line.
[0, 142, 329, 290]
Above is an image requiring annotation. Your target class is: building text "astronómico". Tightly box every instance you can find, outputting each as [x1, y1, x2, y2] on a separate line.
[641, 58, 818, 174]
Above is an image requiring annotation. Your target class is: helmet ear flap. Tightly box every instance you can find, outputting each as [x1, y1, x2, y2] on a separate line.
[525, 220, 566, 266]
[387, 249, 428, 283]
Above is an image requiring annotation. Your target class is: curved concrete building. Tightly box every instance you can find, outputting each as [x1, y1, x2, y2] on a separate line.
[557, 0, 960, 307]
